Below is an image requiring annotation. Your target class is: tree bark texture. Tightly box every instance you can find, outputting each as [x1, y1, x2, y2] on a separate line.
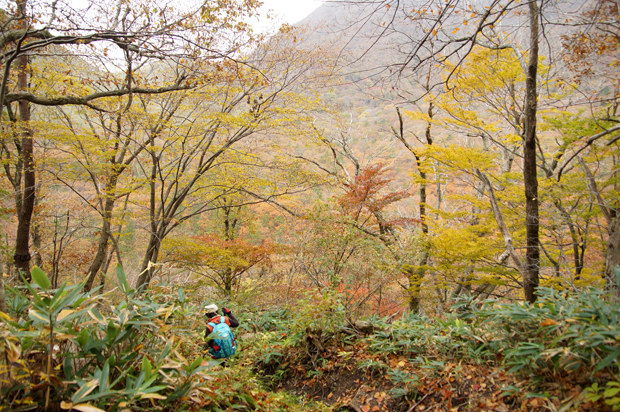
[393, 105, 433, 314]
[0, 259, 6, 313]
[605, 214, 620, 296]
[13, 51, 35, 280]
[84, 175, 119, 292]
[408, 252, 428, 313]
[476, 170, 525, 273]
[136, 228, 163, 290]
[522, 0, 541, 303]
[32, 191, 42, 268]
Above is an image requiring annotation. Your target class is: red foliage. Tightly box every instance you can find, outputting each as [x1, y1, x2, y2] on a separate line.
[332, 280, 404, 317]
[339, 164, 409, 213]
[338, 163, 414, 229]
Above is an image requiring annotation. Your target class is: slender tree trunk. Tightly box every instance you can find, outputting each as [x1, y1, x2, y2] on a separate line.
[393, 103, 433, 313]
[135, 141, 160, 291]
[84, 232, 110, 291]
[224, 267, 234, 296]
[136, 230, 162, 290]
[14, 50, 35, 280]
[408, 252, 427, 313]
[222, 201, 238, 241]
[99, 193, 130, 289]
[407, 154, 427, 313]
[555, 200, 586, 279]
[476, 170, 525, 274]
[522, 0, 541, 303]
[0, 259, 6, 313]
[31, 191, 42, 268]
[579, 158, 619, 294]
[605, 214, 620, 296]
[84, 175, 119, 291]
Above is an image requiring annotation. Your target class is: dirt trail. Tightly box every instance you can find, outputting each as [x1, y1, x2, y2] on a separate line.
[258, 339, 601, 412]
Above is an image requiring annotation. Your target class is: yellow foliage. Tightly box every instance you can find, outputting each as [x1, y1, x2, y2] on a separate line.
[422, 144, 497, 173]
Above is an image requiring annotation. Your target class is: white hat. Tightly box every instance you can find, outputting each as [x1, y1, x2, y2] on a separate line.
[204, 304, 218, 313]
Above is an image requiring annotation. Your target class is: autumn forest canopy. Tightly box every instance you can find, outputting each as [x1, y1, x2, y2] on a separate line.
[1, 0, 619, 410]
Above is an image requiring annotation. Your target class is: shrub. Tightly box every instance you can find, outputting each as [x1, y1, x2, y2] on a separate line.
[0, 265, 218, 411]
[362, 285, 620, 378]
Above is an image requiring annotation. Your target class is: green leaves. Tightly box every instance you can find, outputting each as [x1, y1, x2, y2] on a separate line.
[358, 286, 620, 380]
[177, 287, 186, 303]
[584, 382, 620, 410]
[71, 379, 100, 403]
[595, 347, 620, 372]
[3, 267, 220, 411]
[28, 309, 50, 324]
[187, 356, 203, 373]
[31, 266, 51, 290]
[142, 356, 153, 381]
[116, 264, 130, 294]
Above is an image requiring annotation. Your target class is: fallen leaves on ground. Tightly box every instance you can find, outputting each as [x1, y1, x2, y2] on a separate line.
[254, 338, 610, 412]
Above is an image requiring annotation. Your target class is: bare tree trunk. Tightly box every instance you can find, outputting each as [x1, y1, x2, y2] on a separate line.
[579, 158, 619, 295]
[13, 49, 35, 280]
[451, 270, 474, 302]
[408, 252, 427, 313]
[99, 194, 130, 289]
[554, 200, 586, 279]
[85, 240, 109, 291]
[84, 177, 118, 292]
[136, 231, 162, 290]
[393, 102, 434, 314]
[473, 251, 510, 302]
[31, 190, 42, 268]
[0, 259, 6, 313]
[135, 142, 160, 291]
[605, 214, 620, 296]
[522, 0, 541, 303]
[476, 170, 525, 274]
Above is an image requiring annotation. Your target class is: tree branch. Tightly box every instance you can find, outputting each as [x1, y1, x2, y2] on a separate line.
[475, 169, 525, 274]
[4, 81, 191, 106]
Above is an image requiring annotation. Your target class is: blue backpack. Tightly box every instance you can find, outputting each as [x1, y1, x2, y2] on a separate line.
[206, 316, 237, 359]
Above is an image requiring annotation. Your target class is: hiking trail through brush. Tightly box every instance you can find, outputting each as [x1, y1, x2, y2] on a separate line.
[250, 329, 604, 412]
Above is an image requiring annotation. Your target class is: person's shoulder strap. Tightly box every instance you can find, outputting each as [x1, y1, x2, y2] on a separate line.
[208, 316, 222, 325]
[223, 316, 231, 326]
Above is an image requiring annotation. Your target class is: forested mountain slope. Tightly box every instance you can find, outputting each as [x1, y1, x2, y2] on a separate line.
[0, 0, 619, 410]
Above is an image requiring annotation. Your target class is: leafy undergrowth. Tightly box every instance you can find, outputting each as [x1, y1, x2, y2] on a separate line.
[248, 335, 593, 412]
[0, 266, 321, 412]
[2, 266, 620, 411]
[245, 286, 620, 412]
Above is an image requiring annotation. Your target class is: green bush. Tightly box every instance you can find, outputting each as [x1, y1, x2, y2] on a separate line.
[362, 286, 620, 379]
[0, 265, 218, 411]
[470, 286, 620, 376]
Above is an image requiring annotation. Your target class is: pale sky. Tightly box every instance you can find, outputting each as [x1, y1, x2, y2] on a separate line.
[257, 0, 324, 28]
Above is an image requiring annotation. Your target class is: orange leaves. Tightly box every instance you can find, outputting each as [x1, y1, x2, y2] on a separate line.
[338, 163, 411, 216]
[541, 318, 558, 327]
[374, 391, 387, 403]
[191, 234, 277, 272]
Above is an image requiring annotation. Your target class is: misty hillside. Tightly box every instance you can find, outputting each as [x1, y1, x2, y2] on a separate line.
[1, 0, 619, 410]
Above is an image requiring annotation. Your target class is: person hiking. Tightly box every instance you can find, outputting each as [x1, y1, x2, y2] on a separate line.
[203, 304, 239, 360]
